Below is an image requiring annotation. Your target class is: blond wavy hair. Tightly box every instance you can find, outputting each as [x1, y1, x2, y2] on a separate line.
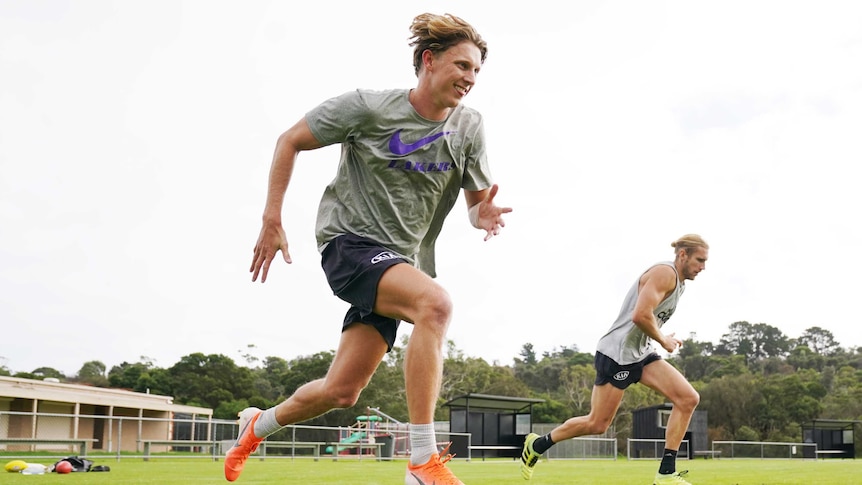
[409, 13, 488, 76]
[671, 234, 709, 255]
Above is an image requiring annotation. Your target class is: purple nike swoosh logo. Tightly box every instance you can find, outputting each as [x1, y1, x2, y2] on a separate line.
[389, 130, 451, 155]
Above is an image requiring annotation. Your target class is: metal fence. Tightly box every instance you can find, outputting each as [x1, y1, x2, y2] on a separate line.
[532, 423, 618, 460]
[626, 439, 690, 460]
[711, 440, 818, 459]
[0, 410, 234, 459]
[0, 410, 512, 462]
[2, 410, 638, 462]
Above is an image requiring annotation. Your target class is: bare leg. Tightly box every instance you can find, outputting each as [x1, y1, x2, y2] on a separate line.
[640, 359, 700, 450]
[550, 383, 625, 442]
[374, 263, 452, 425]
[273, 323, 388, 425]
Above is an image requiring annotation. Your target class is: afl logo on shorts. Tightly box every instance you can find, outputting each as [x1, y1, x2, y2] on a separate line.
[371, 251, 399, 264]
[613, 371, 630, 381]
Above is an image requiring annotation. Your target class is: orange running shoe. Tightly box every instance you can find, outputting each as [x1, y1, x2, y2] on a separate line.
[224, 407, 263, 482]
[405, 443, 464, 485]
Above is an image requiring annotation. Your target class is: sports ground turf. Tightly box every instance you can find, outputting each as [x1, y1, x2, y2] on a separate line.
[2, 457, 860, 484]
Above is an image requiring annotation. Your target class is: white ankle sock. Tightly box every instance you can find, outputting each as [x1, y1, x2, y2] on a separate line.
[409, 423, 437, 465]
[252, 407, 281, 438]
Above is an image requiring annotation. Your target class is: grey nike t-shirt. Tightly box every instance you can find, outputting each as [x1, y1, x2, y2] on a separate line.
[306, 89, 493, 277]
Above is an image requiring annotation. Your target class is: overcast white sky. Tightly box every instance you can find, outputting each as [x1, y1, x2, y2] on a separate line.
[2, 1, 861, 377]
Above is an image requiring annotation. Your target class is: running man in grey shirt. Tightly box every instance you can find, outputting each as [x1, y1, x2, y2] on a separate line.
[521, 235, 709, 485]
[227, 13, 511, 485]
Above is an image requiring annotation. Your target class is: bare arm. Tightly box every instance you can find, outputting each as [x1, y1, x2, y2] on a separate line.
[463, 184, 513, 241]
[631, 265, 681, 353]
[250, 117, 323, 283]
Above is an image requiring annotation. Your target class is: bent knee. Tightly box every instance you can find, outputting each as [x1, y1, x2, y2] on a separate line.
[414, 287, 453, 329]
[327, 384, 365, 409]
[676, 389, 700, 412]
[586, 416, 613, 435]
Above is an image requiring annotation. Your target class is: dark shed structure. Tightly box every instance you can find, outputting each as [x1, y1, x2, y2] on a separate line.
[444, 393, 544, 460]
[632, 403, 708, 459]
[802, 419, 858, 459]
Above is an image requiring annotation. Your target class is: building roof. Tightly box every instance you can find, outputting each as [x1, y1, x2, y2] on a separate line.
[0, 376, 211, 415]
[802, 419, 861, 430]
[443, 393, 544, 413]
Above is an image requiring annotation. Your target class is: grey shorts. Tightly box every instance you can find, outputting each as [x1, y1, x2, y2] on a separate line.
[594, 352, 662, 389]
[320, 234, 408, 351]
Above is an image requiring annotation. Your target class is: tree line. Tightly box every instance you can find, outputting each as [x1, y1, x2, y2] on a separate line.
[3, 321, 861, 447]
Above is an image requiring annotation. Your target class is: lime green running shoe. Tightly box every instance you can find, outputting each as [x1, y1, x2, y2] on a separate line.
[520, 433, 542, 480]
[654, 470, 692, 484]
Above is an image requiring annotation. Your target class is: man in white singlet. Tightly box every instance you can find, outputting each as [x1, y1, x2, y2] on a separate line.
[520, 235, 709, 485]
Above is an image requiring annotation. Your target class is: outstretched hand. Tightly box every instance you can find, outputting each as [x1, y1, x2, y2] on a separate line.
[250, 223, 292, 283]
[474, 184, 513, 241]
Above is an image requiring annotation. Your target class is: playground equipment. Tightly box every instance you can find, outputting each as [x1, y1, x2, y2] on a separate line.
[325, 407, 408, 458]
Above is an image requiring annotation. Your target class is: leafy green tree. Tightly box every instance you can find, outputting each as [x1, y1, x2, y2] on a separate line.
[715, 321, 791, 364]
[168, 353, 255, 414]
[716, 321, 791, 364]
[518, 343, 537, 366]
[755, 370, 825, 437]
[559, 364, 594, 416]
[15, 367, 65, 380]
[699, 374, 762, 436]
[259, 356, 290, 394]
[280, 351, 334, 397]
[797, 326, 841, 356]
[108, 358, 171, 395]
[821, 366, 862, 420]
[530, 398, 570, 424]
[108, 361, 147, 389]
[482, 365, 533, 397]
[669, 335, 716, 381]
[715, 321, 756, 357]
[751, 356, 794, 376]
[441, 341, 530, 402]
[734, 425, 760, 441]
[215, 399, 253, 422]
[138, 367, 172, 396]
[705, 354, 750, 379]
[75, 360, 109, 387]
[787, 345, 826, 372]
[541, 344, 583, 361]
[518, 353, 566, 394]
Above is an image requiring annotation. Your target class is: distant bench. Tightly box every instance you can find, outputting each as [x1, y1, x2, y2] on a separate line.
[469, 445, 520, 461]
[815, 450, 846, 459]
[693, 450, 721, 459]
[0, 438, 98, 456]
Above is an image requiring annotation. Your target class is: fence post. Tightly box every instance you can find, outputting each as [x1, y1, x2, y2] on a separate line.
[117, 418, 124, 461]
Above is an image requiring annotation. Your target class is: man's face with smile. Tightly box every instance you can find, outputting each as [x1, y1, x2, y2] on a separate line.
[428, 41, 482, 108]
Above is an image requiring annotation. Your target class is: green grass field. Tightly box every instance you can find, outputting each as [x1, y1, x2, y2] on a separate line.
[3, 457, 861, 484]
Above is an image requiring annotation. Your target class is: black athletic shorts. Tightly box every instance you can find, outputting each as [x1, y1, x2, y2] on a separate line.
[594, 351, 662, 389]
[321, 234, 409, 351]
